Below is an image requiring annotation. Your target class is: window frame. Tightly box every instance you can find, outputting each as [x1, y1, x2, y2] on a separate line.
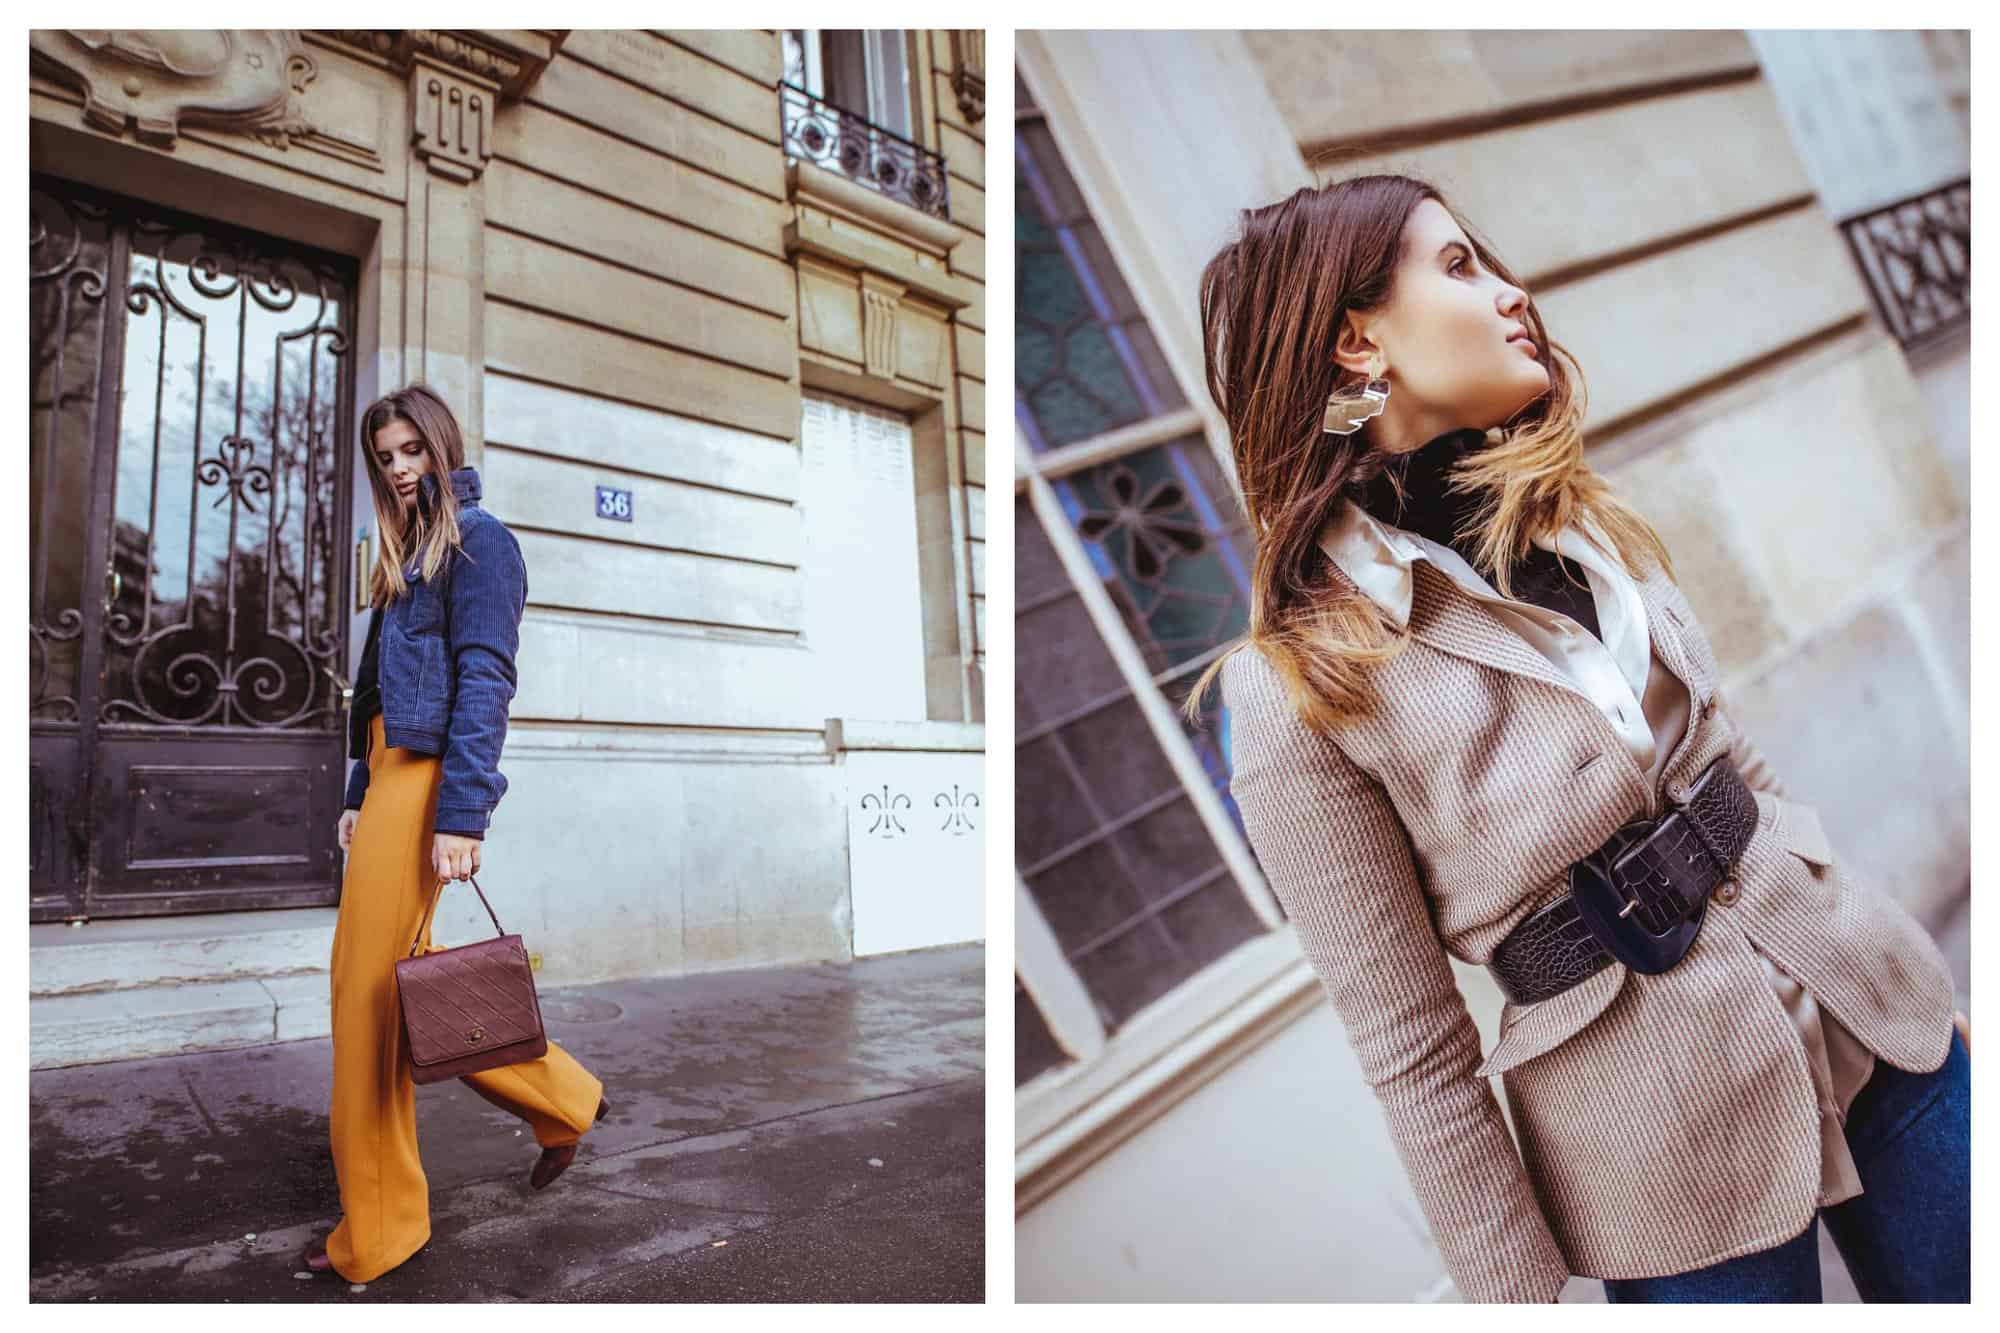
[1013, 71, 1319, 1186]
[786, 29, 918, 143]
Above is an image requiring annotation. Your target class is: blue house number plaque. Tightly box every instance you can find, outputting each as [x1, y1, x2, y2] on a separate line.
[595, 485, 633, 522]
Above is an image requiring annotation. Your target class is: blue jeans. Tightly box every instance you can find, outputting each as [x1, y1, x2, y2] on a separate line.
[1603, 1027, 1969, 1303]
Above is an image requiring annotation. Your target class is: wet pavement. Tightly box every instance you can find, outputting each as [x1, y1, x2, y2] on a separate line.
[30, 945, 985, 1303]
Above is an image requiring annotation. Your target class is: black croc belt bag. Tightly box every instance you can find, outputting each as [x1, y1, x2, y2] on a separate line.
[1488, 754, 1759, 1006]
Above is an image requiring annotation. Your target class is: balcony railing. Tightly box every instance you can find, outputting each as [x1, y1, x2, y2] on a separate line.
[1840, 177, 1970, 350]
[780, 82, 950, 222]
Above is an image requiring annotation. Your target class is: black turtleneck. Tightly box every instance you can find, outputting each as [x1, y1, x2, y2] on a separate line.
[1354, 427, 1602, 643]
[348, 607, 383, 763]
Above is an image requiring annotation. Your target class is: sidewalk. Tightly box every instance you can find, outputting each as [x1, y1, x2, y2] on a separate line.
[30, 945, 985, 1303]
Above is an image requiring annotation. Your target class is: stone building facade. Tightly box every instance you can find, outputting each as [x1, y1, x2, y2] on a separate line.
[1014, 29, 1967, 1301]
[28, 28, 987, 1066]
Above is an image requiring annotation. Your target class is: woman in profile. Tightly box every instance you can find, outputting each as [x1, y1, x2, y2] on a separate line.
[306, 383, 608, 1282]
[1187, 176, 1967, 1303]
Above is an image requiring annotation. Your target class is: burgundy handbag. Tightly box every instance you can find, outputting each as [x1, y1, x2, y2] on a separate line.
[394, 873, 548, 1085]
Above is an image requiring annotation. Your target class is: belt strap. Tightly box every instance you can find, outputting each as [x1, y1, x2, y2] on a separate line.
[1488, 755, 1759, 1006]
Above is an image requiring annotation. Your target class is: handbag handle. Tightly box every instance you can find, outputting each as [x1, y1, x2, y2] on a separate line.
[408, 872, 508, 957]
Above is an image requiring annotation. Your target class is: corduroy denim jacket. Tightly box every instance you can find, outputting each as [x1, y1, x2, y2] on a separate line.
[341, 466, 527, 837]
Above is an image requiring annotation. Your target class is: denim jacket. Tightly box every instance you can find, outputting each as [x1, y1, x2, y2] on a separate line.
[341, 466, 526, 837]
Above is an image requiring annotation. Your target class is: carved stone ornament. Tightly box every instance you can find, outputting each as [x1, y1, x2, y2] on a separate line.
[948, 30, 985, 125]
[29, 29, 318, 150]
[861, 273, 906, 381]
[320, 29, 561, 102]
[410, 58, 494, 182]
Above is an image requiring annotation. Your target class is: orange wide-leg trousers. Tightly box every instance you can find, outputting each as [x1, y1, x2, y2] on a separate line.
[325, 712, 604, 1283]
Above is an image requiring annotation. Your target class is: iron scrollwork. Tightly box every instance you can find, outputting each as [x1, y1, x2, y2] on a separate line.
[1839, 177, 1970, 350]
[28, 187, 111, 723]
[29, 176, 355, 732]
[780, 82, 950, 222]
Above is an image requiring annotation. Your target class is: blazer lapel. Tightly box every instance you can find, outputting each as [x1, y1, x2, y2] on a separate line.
[1397, 554, 1709, 713]
[1402, 561, 1583, 702]
[1626, 560, 1711, 707]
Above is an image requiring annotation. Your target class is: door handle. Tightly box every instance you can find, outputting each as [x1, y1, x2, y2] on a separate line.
[104, 568, 121, 606]
[321, 663, 353, 711]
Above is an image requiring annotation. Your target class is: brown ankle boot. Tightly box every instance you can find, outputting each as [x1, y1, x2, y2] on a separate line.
[529, 1097, 609, 1190]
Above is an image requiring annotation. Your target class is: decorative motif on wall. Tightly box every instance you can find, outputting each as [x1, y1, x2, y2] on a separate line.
[860, 274, 904, 381]
[948, 30, 985, 125]
[29, 29, 318, 150]
[851, 780, 985, 839]
[319, 29, 561, 102]
[860, 784, 912, 838]
[935, 784, 980, 836]
[410, 62, 494, 182]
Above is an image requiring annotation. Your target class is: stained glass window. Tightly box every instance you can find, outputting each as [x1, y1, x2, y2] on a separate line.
[1015, 69, 1273, 1079]
[1015, 78, 1185, 452]
[1016, 499, 1262, 1030]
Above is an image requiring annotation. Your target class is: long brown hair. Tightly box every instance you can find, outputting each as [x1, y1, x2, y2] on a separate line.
[360, 382, 467, 608]
[1183, 174, 1674, 735]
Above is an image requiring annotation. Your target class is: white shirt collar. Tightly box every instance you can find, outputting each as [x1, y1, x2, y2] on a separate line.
[1315, 495, 1653, 702]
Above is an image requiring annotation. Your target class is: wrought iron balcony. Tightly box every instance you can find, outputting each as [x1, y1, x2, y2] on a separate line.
[1840, 177, 1970, 350]
[780, 82, 950, 222]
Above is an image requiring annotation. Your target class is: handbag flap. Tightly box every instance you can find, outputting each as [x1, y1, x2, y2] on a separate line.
[396, 933, 545, 1069]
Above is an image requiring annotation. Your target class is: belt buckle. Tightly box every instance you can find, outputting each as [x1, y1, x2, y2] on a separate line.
[1568, 824, 1709, 976]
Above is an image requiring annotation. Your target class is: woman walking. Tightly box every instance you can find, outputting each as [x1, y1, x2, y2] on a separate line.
[1190, 176, 1968, 1302]
[307, 384, 607, 1282]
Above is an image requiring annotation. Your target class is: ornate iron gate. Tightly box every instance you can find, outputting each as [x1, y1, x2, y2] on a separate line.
[29, 172, 356, 921]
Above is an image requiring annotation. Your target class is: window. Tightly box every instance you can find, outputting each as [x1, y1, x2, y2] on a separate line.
[28, 173, 353, 731]
[784, 29, 914, 141]
[1014, 75, 1282, 1096]
[781, 30, 947, 221]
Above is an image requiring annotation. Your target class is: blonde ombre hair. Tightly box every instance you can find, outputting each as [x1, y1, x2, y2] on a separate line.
[1183, 174, 1675, 736]
[360, 383, 467, 608]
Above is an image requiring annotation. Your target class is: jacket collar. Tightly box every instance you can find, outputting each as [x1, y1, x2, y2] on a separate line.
[417, 466, 482, 507]
[1315, 494, 1689, 709]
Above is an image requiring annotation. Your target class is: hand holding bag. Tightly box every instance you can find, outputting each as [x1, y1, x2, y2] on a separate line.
[394, 873, 548, 1085]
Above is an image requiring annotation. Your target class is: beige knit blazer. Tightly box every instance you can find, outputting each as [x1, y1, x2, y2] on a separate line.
[1220, 552, 1956, 1302]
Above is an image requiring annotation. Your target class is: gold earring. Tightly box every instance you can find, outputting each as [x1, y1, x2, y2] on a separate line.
[1323, 363, 1391, 436]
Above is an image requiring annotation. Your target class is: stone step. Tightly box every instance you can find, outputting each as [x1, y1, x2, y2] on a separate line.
[30, 973, 331, 1070]
[30, 908, 337, 997]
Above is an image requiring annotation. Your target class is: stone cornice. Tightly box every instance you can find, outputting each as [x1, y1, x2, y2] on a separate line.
[825, 718, 984, 755]
[787, 159, 965, 255]
[784, 208, 977, 313]
[316, 29, 565, 100]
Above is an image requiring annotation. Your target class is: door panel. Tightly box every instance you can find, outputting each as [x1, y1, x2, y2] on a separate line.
[27, 172, 357, 921]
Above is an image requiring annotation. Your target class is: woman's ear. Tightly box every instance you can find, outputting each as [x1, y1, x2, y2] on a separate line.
[1332, 310, 1382, 379]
